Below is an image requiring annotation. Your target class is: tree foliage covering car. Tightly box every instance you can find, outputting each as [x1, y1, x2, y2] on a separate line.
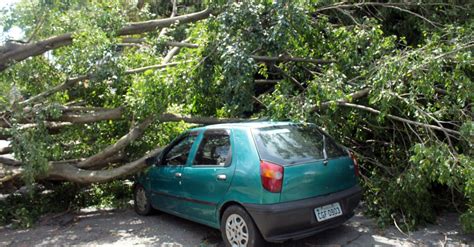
[0, 0, 472, 233]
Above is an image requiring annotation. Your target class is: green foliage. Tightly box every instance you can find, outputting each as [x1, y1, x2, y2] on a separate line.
[0, 0, 472, 233]
[0, 184, 73, 228]
[251, 2, 473, 232]
[0, 180, 133, 228]
[74, 180, 132, 209]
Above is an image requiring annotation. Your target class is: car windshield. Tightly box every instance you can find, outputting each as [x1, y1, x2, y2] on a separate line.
[252, 124, 345, 165]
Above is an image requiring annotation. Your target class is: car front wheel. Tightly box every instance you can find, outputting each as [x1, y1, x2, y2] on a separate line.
[220, 205, 264, 247]
[133, 184, 153, 215]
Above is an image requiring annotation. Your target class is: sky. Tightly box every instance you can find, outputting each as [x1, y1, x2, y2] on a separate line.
[0, 0, 23, 43]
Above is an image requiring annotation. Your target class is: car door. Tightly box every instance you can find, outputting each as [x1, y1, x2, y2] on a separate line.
[181, 129, 236, 227]
[149, 131, 198, 215]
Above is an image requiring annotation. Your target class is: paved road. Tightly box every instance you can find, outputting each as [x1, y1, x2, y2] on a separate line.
[0, 207, 472, 246]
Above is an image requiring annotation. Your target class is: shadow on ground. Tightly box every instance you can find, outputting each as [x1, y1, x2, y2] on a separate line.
[0, 208, 472, 246]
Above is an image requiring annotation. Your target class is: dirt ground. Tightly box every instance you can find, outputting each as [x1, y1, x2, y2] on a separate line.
[0, 206, 472, 247]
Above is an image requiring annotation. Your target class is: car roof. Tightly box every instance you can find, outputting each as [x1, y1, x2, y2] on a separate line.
[189, 121, 299, 132]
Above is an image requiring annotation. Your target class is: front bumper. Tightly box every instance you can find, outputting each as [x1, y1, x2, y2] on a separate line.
[244, 185, 362, 243]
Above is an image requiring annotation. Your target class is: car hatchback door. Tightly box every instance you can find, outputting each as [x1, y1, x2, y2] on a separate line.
[150, 131, 198, 215]
[181, 129, 236, 227]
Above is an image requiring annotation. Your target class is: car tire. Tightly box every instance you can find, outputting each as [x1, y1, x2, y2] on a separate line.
[220, 205, 264, 247]
[133, 184, 153, 216]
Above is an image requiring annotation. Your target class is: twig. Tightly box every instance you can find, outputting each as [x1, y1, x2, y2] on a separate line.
[391, 213, 410, 237]
[338, 102, 460, 135]
[315, 2, 441, 27]
[273, 65, 305, 91]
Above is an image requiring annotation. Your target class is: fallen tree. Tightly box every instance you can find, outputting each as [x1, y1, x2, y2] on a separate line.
[0, 0, 472, 233]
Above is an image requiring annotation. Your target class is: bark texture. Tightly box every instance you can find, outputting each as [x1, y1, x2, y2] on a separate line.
[46, 147, 163, 184]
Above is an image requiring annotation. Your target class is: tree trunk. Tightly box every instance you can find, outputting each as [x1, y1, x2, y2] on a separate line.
[46, 147, 163, 184]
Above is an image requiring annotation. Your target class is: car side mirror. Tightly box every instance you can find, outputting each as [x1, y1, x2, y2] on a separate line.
[145, 156, 159, 166]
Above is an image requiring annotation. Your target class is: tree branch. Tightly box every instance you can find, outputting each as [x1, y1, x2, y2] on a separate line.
[118, 8, 211, 36]
[76, 116, 155, 168]
[18, 61, 185, 106]
[121, 38, 200, 48]
[337, 102, 460, 135]
[0, 146, 12, 155]
[1, 109, 249, 135]
[0, 156, 21, 166]
[158, 0, 178, 38]
[46, 147, 163, 184]
[0, 163, 24, 183]
[57, 106, 124, 123]
[312, 88, 371, 112]
[0, 8, 211, 72]
[251, 55, 334, 64]
[19, 75, 89, 106]
[314, 2, 439, 27]
[273, 65, 305, 91]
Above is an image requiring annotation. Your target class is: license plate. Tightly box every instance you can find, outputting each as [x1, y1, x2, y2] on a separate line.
[314, 202, 342, 222]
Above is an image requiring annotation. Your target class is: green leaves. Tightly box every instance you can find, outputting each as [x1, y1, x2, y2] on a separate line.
[0, 0, 472, 232]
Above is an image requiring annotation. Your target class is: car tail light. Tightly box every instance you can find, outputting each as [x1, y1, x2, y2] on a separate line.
[260, 160, 284, 193]
[349, 151, 360, 176]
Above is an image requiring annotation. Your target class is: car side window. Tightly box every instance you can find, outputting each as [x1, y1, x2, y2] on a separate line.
[164, 134, 197, 166]
[193, 133, 231, 166]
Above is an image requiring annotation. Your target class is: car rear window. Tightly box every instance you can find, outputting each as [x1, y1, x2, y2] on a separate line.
[252, 124, 346, 165]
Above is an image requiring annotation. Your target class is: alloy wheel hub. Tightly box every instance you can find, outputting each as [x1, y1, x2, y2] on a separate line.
[225, 214, 249, 247]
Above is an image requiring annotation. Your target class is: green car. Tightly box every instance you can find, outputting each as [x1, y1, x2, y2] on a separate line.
[134, 122, 361, 246]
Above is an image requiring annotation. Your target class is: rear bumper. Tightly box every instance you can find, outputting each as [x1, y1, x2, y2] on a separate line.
[243, 185, 362, 243]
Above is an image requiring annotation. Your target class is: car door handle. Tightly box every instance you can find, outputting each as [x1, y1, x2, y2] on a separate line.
[217, 174, 227, 181]
[175, 172, 182, 178]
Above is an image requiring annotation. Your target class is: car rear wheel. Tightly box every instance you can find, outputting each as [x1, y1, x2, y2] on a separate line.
[134, 184, 153, 215]
[221, 205, 264, 247]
